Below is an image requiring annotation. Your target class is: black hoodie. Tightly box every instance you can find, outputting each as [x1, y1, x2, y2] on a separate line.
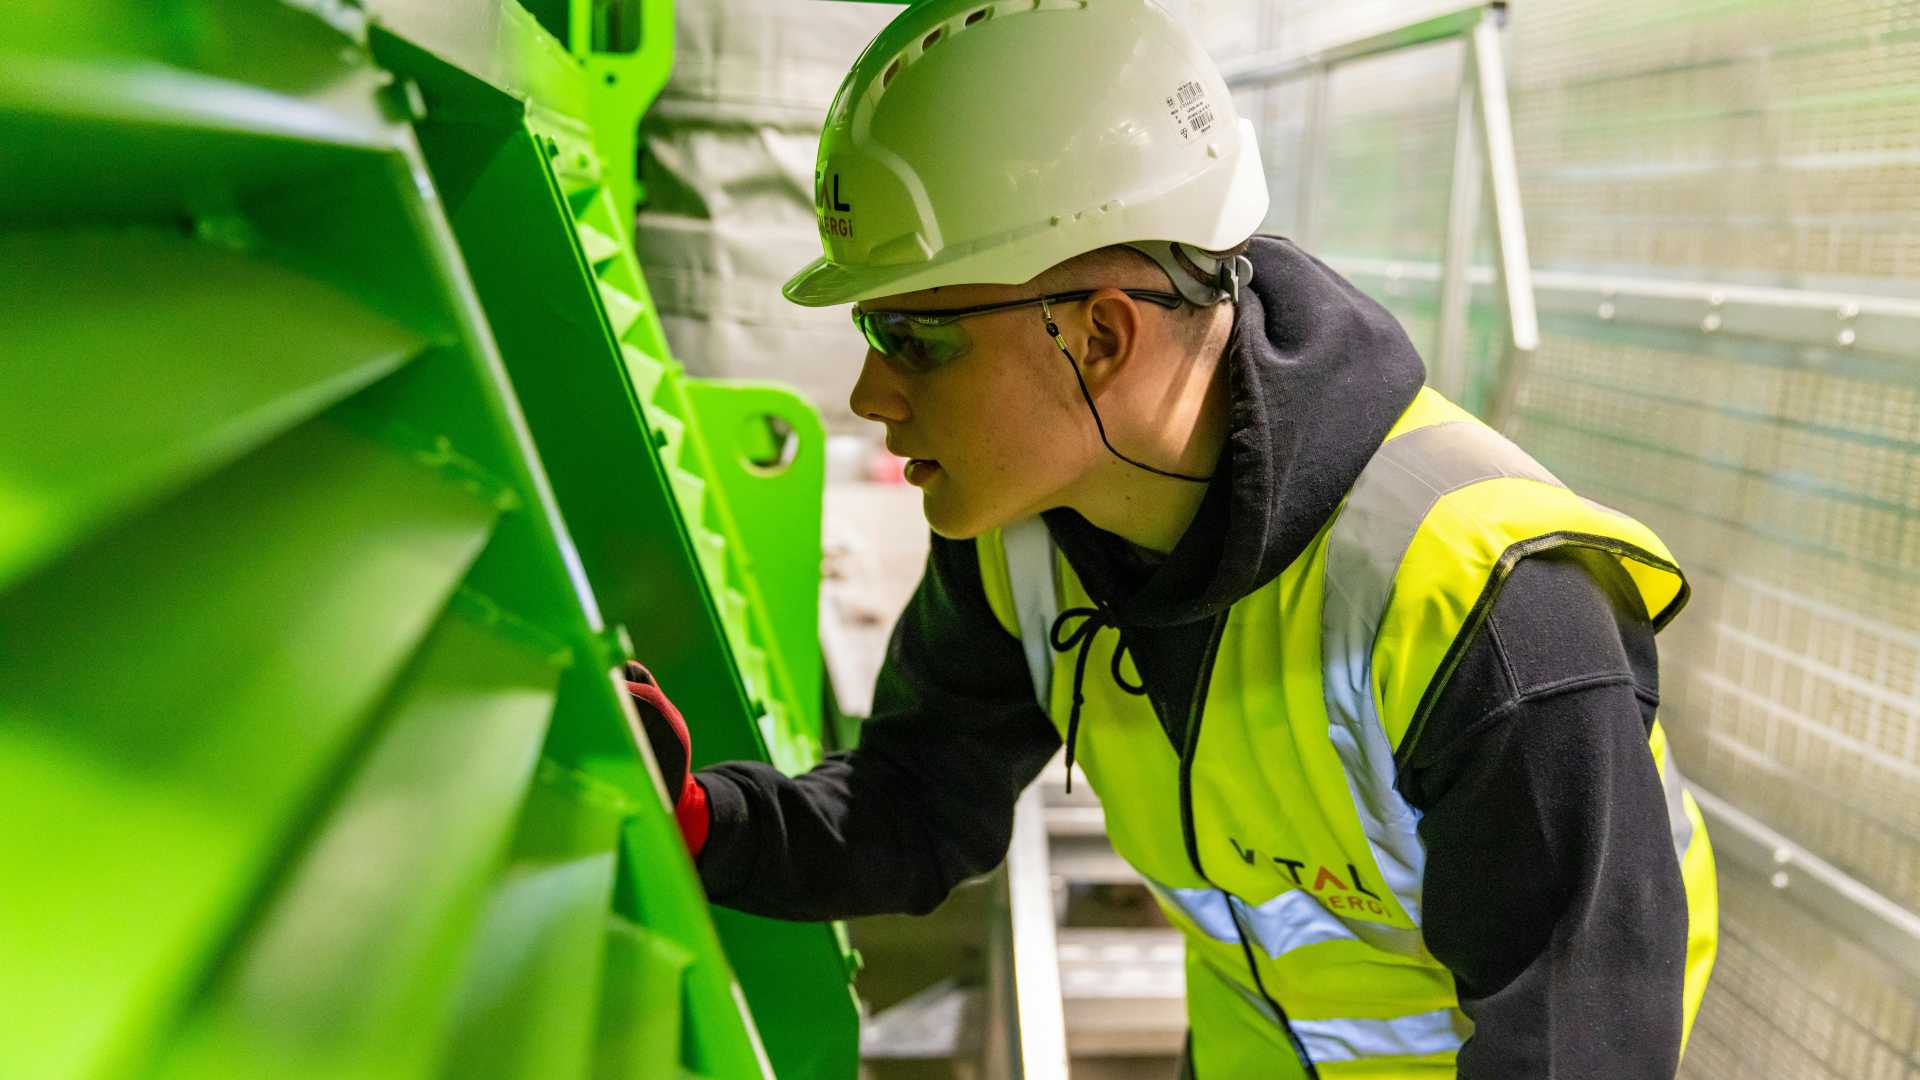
[696, 238, 1689, 1078]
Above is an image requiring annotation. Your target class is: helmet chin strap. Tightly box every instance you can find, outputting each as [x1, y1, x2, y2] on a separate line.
[1040, 296, 1214, 485]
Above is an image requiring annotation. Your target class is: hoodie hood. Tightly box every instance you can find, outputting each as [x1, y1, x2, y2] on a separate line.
[1044, 235, 1427, 628]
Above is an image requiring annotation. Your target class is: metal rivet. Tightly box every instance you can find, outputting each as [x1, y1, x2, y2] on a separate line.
[1597, 301, 1616, 320]
[1772, 846, 1792, 865]
[1770, 870, 1790, 890]
[1708, 291, 1726, 307]
[1837, 328, 1857, 347]
[1701, 313, 1722, 333]
[1839, 302, 1860, 320]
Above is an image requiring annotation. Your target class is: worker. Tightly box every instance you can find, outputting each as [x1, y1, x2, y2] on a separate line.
[625, 0, 1718, 1075]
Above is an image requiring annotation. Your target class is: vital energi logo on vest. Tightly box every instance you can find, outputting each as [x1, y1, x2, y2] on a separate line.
[1228, 836, 1389, 919]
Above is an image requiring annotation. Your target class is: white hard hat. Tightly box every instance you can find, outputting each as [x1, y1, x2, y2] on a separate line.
[782, 0, 1269, 307]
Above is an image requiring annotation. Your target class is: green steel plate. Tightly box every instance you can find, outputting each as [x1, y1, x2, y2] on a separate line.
[0, 228, 427, 589]
[0, 417, 497, 1079]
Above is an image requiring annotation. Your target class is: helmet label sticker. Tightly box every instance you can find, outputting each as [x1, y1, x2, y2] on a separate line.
[815, 169, 855, 240]
[1165, 79, 1216, 143]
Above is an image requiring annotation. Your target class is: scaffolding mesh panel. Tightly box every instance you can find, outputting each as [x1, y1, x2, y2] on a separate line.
[1679, 860, 1920, 1080]
[1508, 331, 1920, 911]
[1320, 43, 1466, 262]
[1508, 0, 1920, 283]
[1232, 1, 1920, 1075]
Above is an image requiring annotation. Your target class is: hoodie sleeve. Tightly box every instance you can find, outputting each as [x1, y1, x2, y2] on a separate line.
[1402, 549, 1690, 1080]
[691, 533, 1062, 920]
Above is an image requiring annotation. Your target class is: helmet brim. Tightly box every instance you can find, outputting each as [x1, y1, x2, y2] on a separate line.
[779, 246, 1029, 308]
[779, 252, 1020, 308]
[780, 256, 882, 308]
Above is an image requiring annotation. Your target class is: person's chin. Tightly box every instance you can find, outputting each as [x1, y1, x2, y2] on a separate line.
[921, 495, 979, 541]
[920, 481, 985, 541]
[921, 486, 1031, 542]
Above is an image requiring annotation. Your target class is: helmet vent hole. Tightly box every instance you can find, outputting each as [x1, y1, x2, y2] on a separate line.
[923, 27, 944, 50]
[883, 59, 901, 87]
[965, 7, 990, 25]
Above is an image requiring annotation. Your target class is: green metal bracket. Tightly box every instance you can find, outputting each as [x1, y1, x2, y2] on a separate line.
[371, 1, 855, 1075]
[681, 379, 827, 752]
[576, 0, 674, 221]
[2, 0, 853, 1077]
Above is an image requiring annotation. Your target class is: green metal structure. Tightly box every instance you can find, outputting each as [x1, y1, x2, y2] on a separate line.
[1, 1, 855, 1077]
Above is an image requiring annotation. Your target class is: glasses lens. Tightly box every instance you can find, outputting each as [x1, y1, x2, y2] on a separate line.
[854, 311, 971, 373]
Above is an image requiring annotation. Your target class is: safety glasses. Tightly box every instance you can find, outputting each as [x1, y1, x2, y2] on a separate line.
[851, 289, 1184, 374]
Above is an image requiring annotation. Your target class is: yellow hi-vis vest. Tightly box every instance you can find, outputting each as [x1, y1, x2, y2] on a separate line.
[977, 387, 1718, 1078]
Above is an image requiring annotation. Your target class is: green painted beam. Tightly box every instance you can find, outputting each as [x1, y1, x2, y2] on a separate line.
[153, 599, 563, 1080]
[0, 417, 498, 1080]
[0, 229, 428, 588]
[436, 775, 625, 1080]
[2, 4, 852, 1078]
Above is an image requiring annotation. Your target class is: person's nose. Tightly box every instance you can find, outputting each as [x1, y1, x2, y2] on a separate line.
[848, 348, 911, 425]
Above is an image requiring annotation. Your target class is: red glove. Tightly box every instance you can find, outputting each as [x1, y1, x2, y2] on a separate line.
[624, 661, 710, 858]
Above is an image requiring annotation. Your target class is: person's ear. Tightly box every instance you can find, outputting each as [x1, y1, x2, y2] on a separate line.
[1076, 287, 1143, 391]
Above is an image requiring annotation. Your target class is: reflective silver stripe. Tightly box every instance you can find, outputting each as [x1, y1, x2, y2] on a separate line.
[1223, 976, 1470, 1064]
[1154, 882, 1245, 944]
[1659, 740, 1696, 864]
[1151, 881, 1428, 960]
[1293, 1010, 1471, 1064]
[1003, 515, 1057, 706]
[1321, 419, 1564, 925]
[1234, 888, 1365, 957]
[1298, 907, 1429, 960]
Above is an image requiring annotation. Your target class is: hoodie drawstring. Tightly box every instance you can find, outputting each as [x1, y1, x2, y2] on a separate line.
[1049, 604, 1148, 793]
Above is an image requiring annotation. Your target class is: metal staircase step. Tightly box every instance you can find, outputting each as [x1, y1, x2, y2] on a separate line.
[1046, 805, 1141, 886]
[1041, 757, 1144, 889]
[1058, 929, 1188, 1057]
[867, 754, 1184, 1073]
[869, 935, 1186, 1068]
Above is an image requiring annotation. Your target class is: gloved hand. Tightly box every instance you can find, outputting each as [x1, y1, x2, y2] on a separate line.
[624, 661, 710, 858]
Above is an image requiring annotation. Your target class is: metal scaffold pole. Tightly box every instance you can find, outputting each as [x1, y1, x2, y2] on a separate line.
[1219, 1, 1539, 426]
[1469, 7, 1539, 431]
